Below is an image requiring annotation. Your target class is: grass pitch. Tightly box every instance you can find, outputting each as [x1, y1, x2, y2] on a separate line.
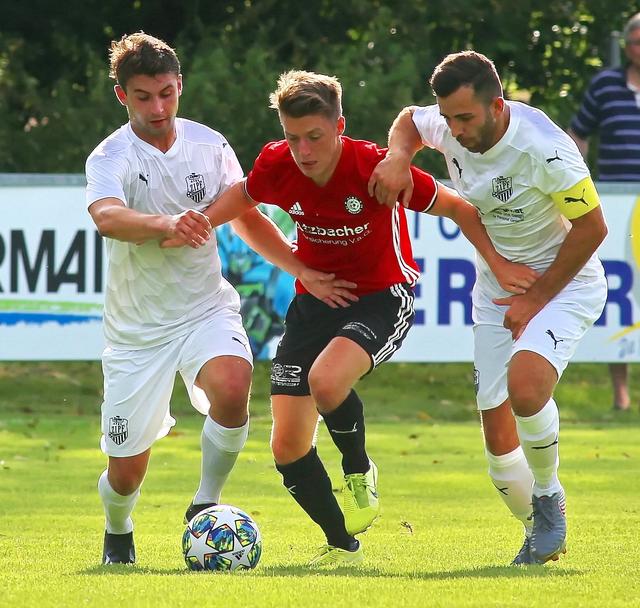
[0, 362, 639, 607]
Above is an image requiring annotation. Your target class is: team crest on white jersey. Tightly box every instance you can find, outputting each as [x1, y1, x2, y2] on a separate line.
[288, 202, 304, 215]
[345, 196, 364, 214]
[185, 173, 206, 203]
[108, 416, 128, 446]
[491, 176, 513, 202]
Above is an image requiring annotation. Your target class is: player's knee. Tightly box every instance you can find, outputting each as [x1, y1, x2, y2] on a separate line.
[270, 433, 311, 465]
[484, 429, 519, 455]
[308, 372, 344, 410]
[508, 382, 547, 414]
[108, 469, 144, 496]
[204, 375, 250, 413]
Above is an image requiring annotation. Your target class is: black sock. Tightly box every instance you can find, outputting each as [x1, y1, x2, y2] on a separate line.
[275, 447, 354, 549]
[322, 390, 369, 474]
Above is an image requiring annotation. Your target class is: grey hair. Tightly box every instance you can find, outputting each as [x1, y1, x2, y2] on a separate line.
[623, 13, 640, 42]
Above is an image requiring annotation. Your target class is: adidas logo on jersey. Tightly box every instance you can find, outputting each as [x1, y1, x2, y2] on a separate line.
[288, 202, 304, 215]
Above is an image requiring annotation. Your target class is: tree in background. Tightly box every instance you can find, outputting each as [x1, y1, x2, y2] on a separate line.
[1, 0, 638, 176]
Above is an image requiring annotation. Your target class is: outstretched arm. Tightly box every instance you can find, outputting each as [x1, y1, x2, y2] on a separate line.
[231, 208, 358, 308]
[160, 181, 255, 247]
[89, 197, 211, 247]
[429, 184, 540, 294]
[368, 107, 424, 207]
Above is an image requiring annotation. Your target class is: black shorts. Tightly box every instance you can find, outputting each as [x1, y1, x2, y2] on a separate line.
[270, 283, 414, 396]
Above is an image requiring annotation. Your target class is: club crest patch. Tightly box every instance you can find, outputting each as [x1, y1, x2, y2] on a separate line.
[108, 416, 128, 446]
[185, 173, 206, 203]
[344, 196, 364, 214]
[491, 176, 513, 202]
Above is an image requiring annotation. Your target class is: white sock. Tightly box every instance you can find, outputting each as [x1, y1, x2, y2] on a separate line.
[97, 470, 140, 534]
[193, 416, 249, 505]
[515, 398, 562, 497]
[486, 446, 534, 535]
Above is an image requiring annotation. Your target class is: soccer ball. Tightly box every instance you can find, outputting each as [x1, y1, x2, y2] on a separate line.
[182, 504, 262, 571]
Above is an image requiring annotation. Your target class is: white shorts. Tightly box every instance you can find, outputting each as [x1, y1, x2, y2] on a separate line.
[473, 276, 607, 411]
[100, 309, 252, 457]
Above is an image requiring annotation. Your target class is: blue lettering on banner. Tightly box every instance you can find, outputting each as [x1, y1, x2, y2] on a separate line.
[437, 259, 475, 325]
[595, 260, 633, 326]
[438, 217, 461, 240]
[413, 258, 425, 324]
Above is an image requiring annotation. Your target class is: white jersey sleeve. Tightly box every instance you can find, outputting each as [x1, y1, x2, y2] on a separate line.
[529, 121, 590, 195]
[85, 127, 131, 208]
[214, 138, 244, 199]
[412, 105, 448, 151]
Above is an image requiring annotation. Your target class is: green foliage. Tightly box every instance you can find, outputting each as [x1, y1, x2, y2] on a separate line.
[3, 1, 640, 175]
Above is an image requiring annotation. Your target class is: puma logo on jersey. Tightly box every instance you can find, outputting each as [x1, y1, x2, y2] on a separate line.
[452, 157, 463, 177]
[563, 188, 588, 206]
[546, 150, 562, 163]
[138, 173, 149, 185]
[288, 202, 304, 215]
[545, 329, 564, 350]
[231, 336, 249, 352]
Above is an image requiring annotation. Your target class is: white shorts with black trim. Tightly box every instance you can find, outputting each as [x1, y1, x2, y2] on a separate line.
[472, 275, 607, 411]
[100, 309, 252, 457]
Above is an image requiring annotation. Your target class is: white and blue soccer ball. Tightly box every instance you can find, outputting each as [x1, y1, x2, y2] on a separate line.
[182, 504, 262, 571]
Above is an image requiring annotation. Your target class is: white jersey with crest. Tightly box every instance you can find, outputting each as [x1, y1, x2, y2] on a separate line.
[85, 118, 243, 349]
[412, 101, 604, 294]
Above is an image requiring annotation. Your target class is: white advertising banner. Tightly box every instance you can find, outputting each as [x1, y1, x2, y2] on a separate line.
[0, 176, 639, 362]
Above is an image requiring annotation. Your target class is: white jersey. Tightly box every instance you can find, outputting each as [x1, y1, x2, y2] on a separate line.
[412, 101, 604, 294]
[85, 118, 243, 348]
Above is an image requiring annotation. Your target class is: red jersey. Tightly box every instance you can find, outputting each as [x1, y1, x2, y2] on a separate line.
[245, 136, 438, 295]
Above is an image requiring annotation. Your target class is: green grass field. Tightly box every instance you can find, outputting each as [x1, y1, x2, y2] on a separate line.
[1, 362, 639, 607]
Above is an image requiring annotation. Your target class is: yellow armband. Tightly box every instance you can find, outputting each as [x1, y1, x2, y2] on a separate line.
[551, 176, 601, 220]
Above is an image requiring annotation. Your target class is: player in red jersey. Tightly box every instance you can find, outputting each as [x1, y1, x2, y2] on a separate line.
[164, 70, 537, 567]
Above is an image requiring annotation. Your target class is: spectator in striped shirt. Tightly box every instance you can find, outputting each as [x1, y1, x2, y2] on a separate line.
[569, 12, 640, 411]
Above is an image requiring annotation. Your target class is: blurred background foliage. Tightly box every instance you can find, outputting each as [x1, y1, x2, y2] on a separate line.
[1, 0, 638, 176]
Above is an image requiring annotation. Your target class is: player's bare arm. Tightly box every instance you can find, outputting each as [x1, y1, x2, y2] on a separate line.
[231, 207, 359, 309]
[89, 197, 211, 247]
[494, 194, 607, 340]
[368, 106, 423, 207]
[430, 184, 539, 294]
[161, 181, 256, 248]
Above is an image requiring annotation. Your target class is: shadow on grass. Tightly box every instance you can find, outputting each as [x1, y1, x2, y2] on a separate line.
[78, 563, 581, 579]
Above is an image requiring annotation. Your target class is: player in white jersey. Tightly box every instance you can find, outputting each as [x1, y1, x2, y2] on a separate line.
[86, 33, 349, 565]
[369, 51, 608, 565]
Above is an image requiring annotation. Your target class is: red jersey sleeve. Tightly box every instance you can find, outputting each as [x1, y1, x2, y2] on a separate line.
[405, 165, 438, 213]
[244, 141, 289, 206]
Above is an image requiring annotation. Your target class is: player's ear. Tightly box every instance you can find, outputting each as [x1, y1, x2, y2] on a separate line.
[114, 84, 127, 107]
[337, 115, 346, 135]
[492, 96, 505, 114]
[177, 74, 183, 97]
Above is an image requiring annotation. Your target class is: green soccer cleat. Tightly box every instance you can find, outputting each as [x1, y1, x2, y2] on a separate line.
[308, 541, 364, 567]
[343, 459, 380, 535]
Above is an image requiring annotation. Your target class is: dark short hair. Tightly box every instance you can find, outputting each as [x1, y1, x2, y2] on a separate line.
[109, 32, 180, 90]
[269, 70, 342, 121]
[430, 51, 502, 103]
